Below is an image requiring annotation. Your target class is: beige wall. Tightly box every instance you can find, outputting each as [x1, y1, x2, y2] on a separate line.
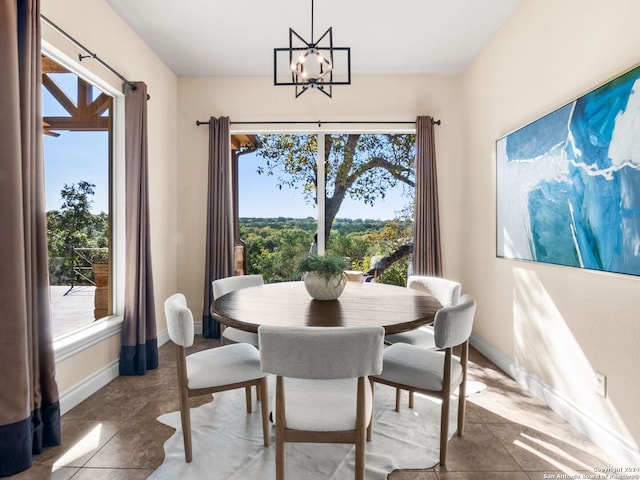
[461, 0, 640, 461]
[55, 335, 121, 390]
[177, 75, 464, 316]
[41, 0, 178, 394]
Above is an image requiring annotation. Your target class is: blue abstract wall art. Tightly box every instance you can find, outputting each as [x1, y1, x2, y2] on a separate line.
[496, 64, 640, 276]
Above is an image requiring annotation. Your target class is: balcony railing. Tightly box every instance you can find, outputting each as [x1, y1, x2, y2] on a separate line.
[64, 247, 108, 296]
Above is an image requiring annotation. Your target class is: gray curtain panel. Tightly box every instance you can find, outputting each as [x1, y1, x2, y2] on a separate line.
[413, 116, 443, 276]
[119, 81, 158, 375]
[0, 0, 61, 475]
[202, 117, 234, 338]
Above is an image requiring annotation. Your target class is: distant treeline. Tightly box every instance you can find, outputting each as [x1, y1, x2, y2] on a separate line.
[239, 217, 412, 285]
[240, 217, 394, 235]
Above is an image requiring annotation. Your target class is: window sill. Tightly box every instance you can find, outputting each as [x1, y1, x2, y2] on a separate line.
[54, 315, 123, 361]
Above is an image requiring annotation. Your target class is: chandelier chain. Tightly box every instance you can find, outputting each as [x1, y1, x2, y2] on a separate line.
[311, 0, 314, 43]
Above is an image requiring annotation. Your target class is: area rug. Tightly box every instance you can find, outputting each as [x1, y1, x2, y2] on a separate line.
[149, 380, 486, 480]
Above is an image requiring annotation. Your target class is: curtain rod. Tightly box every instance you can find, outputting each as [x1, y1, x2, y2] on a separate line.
[195, 119, 441, 127]
[40, 14, 150, 99]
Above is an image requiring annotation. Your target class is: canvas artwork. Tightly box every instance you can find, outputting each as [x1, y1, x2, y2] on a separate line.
[496, 64, 640, 276]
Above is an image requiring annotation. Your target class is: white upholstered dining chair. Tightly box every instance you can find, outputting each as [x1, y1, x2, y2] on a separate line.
[258, 325, 385, 480]
[212, 274, 263, 347]
[384, 275, 462, 409]
[370, 294, 476, 466]
[384, 275, 461, 348]
[164, 293, 270, 462]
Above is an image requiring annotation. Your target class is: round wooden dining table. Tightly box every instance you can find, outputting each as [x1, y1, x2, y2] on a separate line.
[211, 281, 442, 335]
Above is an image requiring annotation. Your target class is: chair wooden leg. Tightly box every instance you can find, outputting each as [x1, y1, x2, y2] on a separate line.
[276, 376, 286, 480]
[276, 434, 285, 480]
[367, 379, 374, 441]
[260, 378, 271, 446]
[439, 393, 450, 466]
[457, 390, 467, 437]
[256, 384, 261, 402]
[395, 388, 402, 412]
[178, 387, 192, 463]
[355, 377, 366, 480]
[409, 390, 414, 409]
[245, 386, 252, 413]
[458, 341, 469, 436]
[176, 346, 193, 463]
[355, 428, 365, 480]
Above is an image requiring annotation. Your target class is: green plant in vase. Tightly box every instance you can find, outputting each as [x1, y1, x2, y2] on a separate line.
[297, 254, 348, 301]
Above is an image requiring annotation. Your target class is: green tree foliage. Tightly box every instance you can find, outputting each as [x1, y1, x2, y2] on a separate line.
[329, 219, 413, 286]
[256, 134, 415, 243]
[46, 181, 108, 284]
[241, 217, 413, 286]
[240, 220, 313, 283]
[326, 232, 369, 267]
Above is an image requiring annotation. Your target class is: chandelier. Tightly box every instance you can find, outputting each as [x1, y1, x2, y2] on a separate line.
[274, 0, 351, 98]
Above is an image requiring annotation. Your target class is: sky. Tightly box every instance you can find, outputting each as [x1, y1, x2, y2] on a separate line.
[43, 72, 109, 214]
[44, 133, 410, 219]
[44, 131, 109, 214]
[43, 72, 411, 220]
[238, 150, 411, 220]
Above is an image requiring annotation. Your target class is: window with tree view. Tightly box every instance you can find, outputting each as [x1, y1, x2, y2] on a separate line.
[42, 55, 113, 339]
[238, 132, 415, 285]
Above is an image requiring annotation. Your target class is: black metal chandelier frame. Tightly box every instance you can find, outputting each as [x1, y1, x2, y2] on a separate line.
[273, 0, 351, 98]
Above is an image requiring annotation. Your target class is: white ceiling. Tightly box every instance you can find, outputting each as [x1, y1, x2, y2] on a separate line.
[105, 0, 522, 77]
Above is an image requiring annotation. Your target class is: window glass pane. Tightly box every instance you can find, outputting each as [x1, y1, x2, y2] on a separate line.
[323, 134, 416, 286]
[239, 134, 318, 283]
[238, 132, 415, 286]
[43, 55, 113, 339]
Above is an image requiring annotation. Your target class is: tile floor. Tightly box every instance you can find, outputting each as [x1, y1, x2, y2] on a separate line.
[13, 337, 614, 479]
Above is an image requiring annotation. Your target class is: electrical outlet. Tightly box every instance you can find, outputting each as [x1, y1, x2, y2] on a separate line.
[595, 371, 607, 398]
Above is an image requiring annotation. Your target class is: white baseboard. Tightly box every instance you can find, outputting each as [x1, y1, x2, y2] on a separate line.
[470, 332, 640, 467]
[60, 331, 172, 416]
[59, 359, 120, 415]
[157, 328, 170, 347]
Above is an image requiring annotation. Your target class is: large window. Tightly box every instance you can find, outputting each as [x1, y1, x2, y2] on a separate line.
[42, 54, 114, 339]
[238, 132, 415, 285]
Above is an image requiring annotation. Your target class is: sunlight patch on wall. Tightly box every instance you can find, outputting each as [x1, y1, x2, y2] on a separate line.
[512, 267, 637, 453]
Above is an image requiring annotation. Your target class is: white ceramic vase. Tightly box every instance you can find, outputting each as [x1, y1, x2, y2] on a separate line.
[303, 271, 346, 301]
